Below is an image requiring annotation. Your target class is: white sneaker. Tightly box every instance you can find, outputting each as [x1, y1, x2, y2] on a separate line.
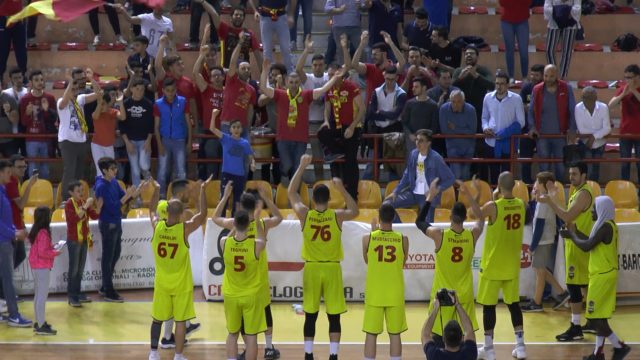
[93, 35, 102, 46]
[148, 350, 160, 360]
[478, 346, 496, 360]
[116, 35, 128, 46]
[173, 354, 187, 360]
[512, 345, 526, 359]
[0, 299, 7, 313]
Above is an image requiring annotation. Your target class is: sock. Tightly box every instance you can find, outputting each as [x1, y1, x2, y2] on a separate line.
[304, 340, 313, 354]
[571, 314, 581, 326]
[265, 334, 273, 349]
[515, 330, 525, 347]
[594, 336, 605, 355]
[329, 342, 339, 355]
[186, 320, 191, 327]
[365, 358, 375, 360]
[484, 334, 494, 349]
[164, 319, 174, 340]
[150, 350, 158, 355]
[390, 357, 401, 360]
[608, 333, 622, 348]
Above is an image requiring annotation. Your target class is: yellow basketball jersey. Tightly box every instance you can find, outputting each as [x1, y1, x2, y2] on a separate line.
[223, 235, 261, 297]
[589, 220, 618, 275]
[157, 200, 169, 220]
[481, 197, 526, 280]
[365, 230, 405, 306]
[302, 209, 343, 262]
[432, 228, 475, 302]
[248, 219, 270, 288]
[565, 185, 593, 277]
[151, 221, 193, 294]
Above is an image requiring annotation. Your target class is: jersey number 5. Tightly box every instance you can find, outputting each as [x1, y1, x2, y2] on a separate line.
[374, 245, 397, 263]
[233, 256, 246, 272]
[157, 242, 178, 259]
[504, 213, 522, 230]
[310, 225, 331, 241]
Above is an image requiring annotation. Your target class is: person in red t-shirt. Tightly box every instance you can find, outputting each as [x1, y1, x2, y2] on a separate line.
[5, 155, 37, 271]
[219, 39, 257, 138]
[259, 59, 342, 183]
[349, 30, 406, 105]
[194, 44, 225, 180]
[91, 90, 125, 177]
[317, 65, 365, 200]
[609, 64, 640, 181]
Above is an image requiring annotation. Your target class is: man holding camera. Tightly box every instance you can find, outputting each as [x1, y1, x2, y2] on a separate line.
[421, 292, 477, 360]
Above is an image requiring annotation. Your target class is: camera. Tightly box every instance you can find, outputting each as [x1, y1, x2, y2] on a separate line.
[436, 288, 456, 306]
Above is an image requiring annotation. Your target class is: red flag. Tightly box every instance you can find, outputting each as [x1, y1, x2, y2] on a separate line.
[134, 0, 166, 7]
[52, 0, 105, 22]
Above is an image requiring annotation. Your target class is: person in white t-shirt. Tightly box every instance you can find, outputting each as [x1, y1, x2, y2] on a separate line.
[115, 4, 174, 57]
[2, 68, 29, 153]
[57, 68, 100, 202]
[521, 171, 570, 313]
[295, 36, 330, 181]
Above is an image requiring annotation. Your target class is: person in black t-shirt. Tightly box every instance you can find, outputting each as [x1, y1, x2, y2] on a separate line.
[518, 64, 544, 184]
[422, 293, 477, 360]
[429, 27, 461, 69]
[402, 7, 432, 51]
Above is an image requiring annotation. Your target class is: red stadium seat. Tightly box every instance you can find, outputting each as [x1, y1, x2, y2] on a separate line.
[614, 6, 634, 14]
[531, 6, 544, 14]
[509, 80, 523, 90]
[27, 42, 51, 50]
[176, 43, 199, 51]
[58, 42, 88, 51]
[95, 43, 127, 51]
[478, 44, 491, 52]
[577, 80, 609, 89]
[53, 80, 67, 89]
[574, 43, 603, 52]
[458, 6, 488, 14]
[498, 43, 519, 52]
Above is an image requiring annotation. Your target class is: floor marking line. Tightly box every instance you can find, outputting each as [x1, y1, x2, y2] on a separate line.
[1, 341, 639, 346]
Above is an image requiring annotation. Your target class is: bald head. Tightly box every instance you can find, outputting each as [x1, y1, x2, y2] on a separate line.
[498, 171, 515, 192]
[167, 199, 184, 218]
[543, 65, 558, 86]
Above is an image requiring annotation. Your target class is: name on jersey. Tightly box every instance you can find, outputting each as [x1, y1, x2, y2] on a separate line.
[308, 215, 334, 223]
[503, 205, 523, 211]
[446, 237, 470, 244]
[230, 247, 249, 253]
[158, 234, 177, 241]
[374, 236, 402, 244]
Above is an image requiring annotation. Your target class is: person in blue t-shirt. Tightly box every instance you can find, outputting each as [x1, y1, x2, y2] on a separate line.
[210, 117, 255, 215]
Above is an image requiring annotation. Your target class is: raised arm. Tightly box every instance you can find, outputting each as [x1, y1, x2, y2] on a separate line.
[352, 31, 369, 75]
[149, 179, 161, 229]
[456, 298, 476, 342]
[334, 177, 359, 223]
[421, 299, 440, 347]
[288, 154, 312, 220]
[380, 31, 405, 71]
[457, 179, 484, 241]
[296, 35, 313, 84]
[312, 67, 343, 100]
[212, 181, 235, 229]
[259, 59, 275, 99]
[113, 3, 142, 25]
[415, 178, 443, 246]
[58, 70, 76, 110]
[185, 176, 212, 236]
[92, 90, 104, 121]
[193, 0, 222, 28]
[227, 38, 245, 78]
[193, 44, 210, 92]
[257, 186, 283, 229]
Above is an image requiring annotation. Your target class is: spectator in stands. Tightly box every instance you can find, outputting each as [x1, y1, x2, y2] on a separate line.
[0, 87, 19, 157]
[65, 181, 101, 307]
[423, 0, 453, 31]
[364, 0, 404, 59]
[122, 79, 154, 193]
[20, 70, 57, 180]
[453, 45, 494, 131]
[528, 64, 577, 181]
[26, 1, 39, 46]
[318, 64, 365, 200]
[429, 27, 461, 70]
[289, 0, 313, 51]
[91, 89, 125, 177]
[189, 0, 220, 47]
[256, 0, 296, 72]
[127, 36, 153, 83]
[115, 3, 174, 58]
[58, 69, 100, 202]
[544, 0, 581, 79]
[121, 60, 155, 101]
[401, 7, 432, 51]
[481, 70, 525, 185]
[129, 2, 151, 36]
[427, 68, 459, 107]
[519, 64, 545, 184]
[2, 68, 28, 157]
[402, 77, 439, 155]
[326, 0, 363, 64]
[385, 129, 454, 222]
[219, 40, 257, 137]
[197, 2, 263, 69]
[574, 86, 610, 182]
[257, 62, 287, 185]
[0, 0, 27, 85]
[439, 90, 477, 180]
[500, 0, 532, 81]
[154, 78, 192, 197]
[88, 0, 127, 46]
[194, 45, 225, 181]
[94, 157, 140, 303]
[609, 64, 640, 181]
[401, 47, 437, 98]
[296, 36, 330, 180]
[6, 155, 36, 268]
[351, 31, 406, 105]
[0, 159, 31, 328]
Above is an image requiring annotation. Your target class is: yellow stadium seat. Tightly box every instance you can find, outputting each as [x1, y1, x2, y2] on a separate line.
[51, 208, 66, 223]
[23, 206, 36, 225]
[275, 183, 310, 209]
[460, 179, 492, 209]
[246, 180, 274, 203]
[352, 208, 378, 223]
[117, 180, 126, 191]
[138, 181, 157, 208]
[384, 180, 399, 199]
[279, 209, 299, 220]
[312, 180, 345, 209]
[434, 208, 451, 223]
[127, 208, 150, 219]
[396, 208, 417, 223]
[357, 180, 382, 209]
[569, 180, 602, 199]
[440, 186, 456, 209]
[55, 180, 90, 208]
[205, 180, 221, 208]
[22, 179, 54, 208]
[167, 180, 197, 208]
[615, 208, 640, 223]
[554, 181, 566, 206]
[513, 180, 530, 203]
[605, 180, 638, 209]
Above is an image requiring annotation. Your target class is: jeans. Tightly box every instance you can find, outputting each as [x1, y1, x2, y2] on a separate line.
[619, 139, 640, 181]
[500, 20, 529, 79]
[0, 17, 27, 81]
[190, 0, 219, 44]
[67, 240, 88, 300]
[324, 33, 337, 65]
[0, 241, 19, 318]
[584, 145, 605, 182]
[317, 126, 361, 201]
[386, 192, 434, 223]
[277, 140, 307, 183]
[99, 221, 122, 294]
[482, 142, 510, 185]
[537, 137, 566, 181]
[60, 140, 88, 202]
[221, 172, 247, 216]
[26, 141, 50, 179]
[91, 142, 115, 177]
[332, 26, 360, 65]
[260, 15, 293, 72]
[308, 122, 325, 181]
[157, 138, 187, 197]
[127, 140, 151, 188]
[519, 135, 536, 184]
[447, 144, 475, 181]
[289, 0, 313, 42]
[88, 0, 121, 36]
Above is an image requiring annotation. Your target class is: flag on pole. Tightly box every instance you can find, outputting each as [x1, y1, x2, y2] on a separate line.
[7, 0, 104, 26]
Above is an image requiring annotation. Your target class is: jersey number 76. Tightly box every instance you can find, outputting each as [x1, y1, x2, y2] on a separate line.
[310, 225, 331, 241]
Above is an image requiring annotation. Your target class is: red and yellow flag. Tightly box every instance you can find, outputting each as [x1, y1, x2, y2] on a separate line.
[7, 0, 105, 26]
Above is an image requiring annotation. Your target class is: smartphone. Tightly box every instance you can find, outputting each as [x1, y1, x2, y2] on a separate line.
[53, 240, 67, 251]
[32, 169, 39, 177]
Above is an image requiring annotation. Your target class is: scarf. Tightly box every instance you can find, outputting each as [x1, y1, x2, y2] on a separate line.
[70, 198, 93, 248]
[287, 87, 302, 128]
[330, 87, 343, 128]
[589, 196, 615, 239]
[72, 98, 88, 133]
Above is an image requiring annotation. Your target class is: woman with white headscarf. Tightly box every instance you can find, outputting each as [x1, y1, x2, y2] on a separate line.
[560, 196, 631, 360]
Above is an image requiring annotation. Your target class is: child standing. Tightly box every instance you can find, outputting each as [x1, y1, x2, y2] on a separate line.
[28, 206, 61, 335]
[91, 89, 126, 177]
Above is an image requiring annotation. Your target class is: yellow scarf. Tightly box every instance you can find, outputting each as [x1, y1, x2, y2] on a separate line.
[330, 88, 343, 128]
[287, 87, 302, 128]
[70, 198, 93, 248]
[72, 99, 88, 133]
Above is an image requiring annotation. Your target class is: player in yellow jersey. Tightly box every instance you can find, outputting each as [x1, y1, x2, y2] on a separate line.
[560, 196, 631, 360]
[538, 162, 595, 341]
[474, 172, 527, 360]
[221, 207, 269, 360]
[147, 178, 210, 360]
[288, 154, 359, 360]
[415, 178, 484, 349]
[361, 203, 408, 360]
[212, 183, 283, 360]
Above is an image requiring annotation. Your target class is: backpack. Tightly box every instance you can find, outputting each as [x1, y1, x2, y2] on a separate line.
[582, 0, 596, 14]
[452, 36, 489, 51]
[614, 33, 639, 51]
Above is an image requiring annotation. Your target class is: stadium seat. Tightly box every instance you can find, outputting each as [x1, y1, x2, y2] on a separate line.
[275, 183, 310, 209]
[127, 208, 150, 219]
[246, 180, 274, 203]
[23, 179, 54, 208]
[509, 80, 523, 90]
[605, 180, 638, 209]
[384, 180, 399, 199]
[460, 179, 492, 208]
[396, 209, 417, 223]
[58, 42, 88, 51]
[55, 180, 90, 208]
[138, 181, 157, 208]
[312, 180, 345, 209]
[23, 207, 36, 225]
[204, 180, 221, 208]
[577, 80, 609, 89]
[570, 181, 602, 198]
[536, 43, 560, 52]
[574, 43, 603, 52]
[513, 180, 530, 203]
[440, 186, 456, 209]
[353, 208, 378, 223]
[554, 181, 567, 205]
[613, 6, 634, 14]
[94, 43, 127, 51]
[51, 208, 66, 223]
[357, 180, 382, 209]
[615, 208, 640, 223]
[458, 5, 488, 14]
[279, 209, 299, 220]
[531, 6, 544, 14]
[27, 42, 51, 50]
[176, 43, 199, 51]
[498, 43, 519, 52]
[117, 180, 126, 190]
[167, 180, 197, 208]
[434, 208, 451, 223]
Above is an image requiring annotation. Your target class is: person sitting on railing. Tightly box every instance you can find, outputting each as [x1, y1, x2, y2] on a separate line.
[439, 90, 476, 181]
[574, 86, 611, 183]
